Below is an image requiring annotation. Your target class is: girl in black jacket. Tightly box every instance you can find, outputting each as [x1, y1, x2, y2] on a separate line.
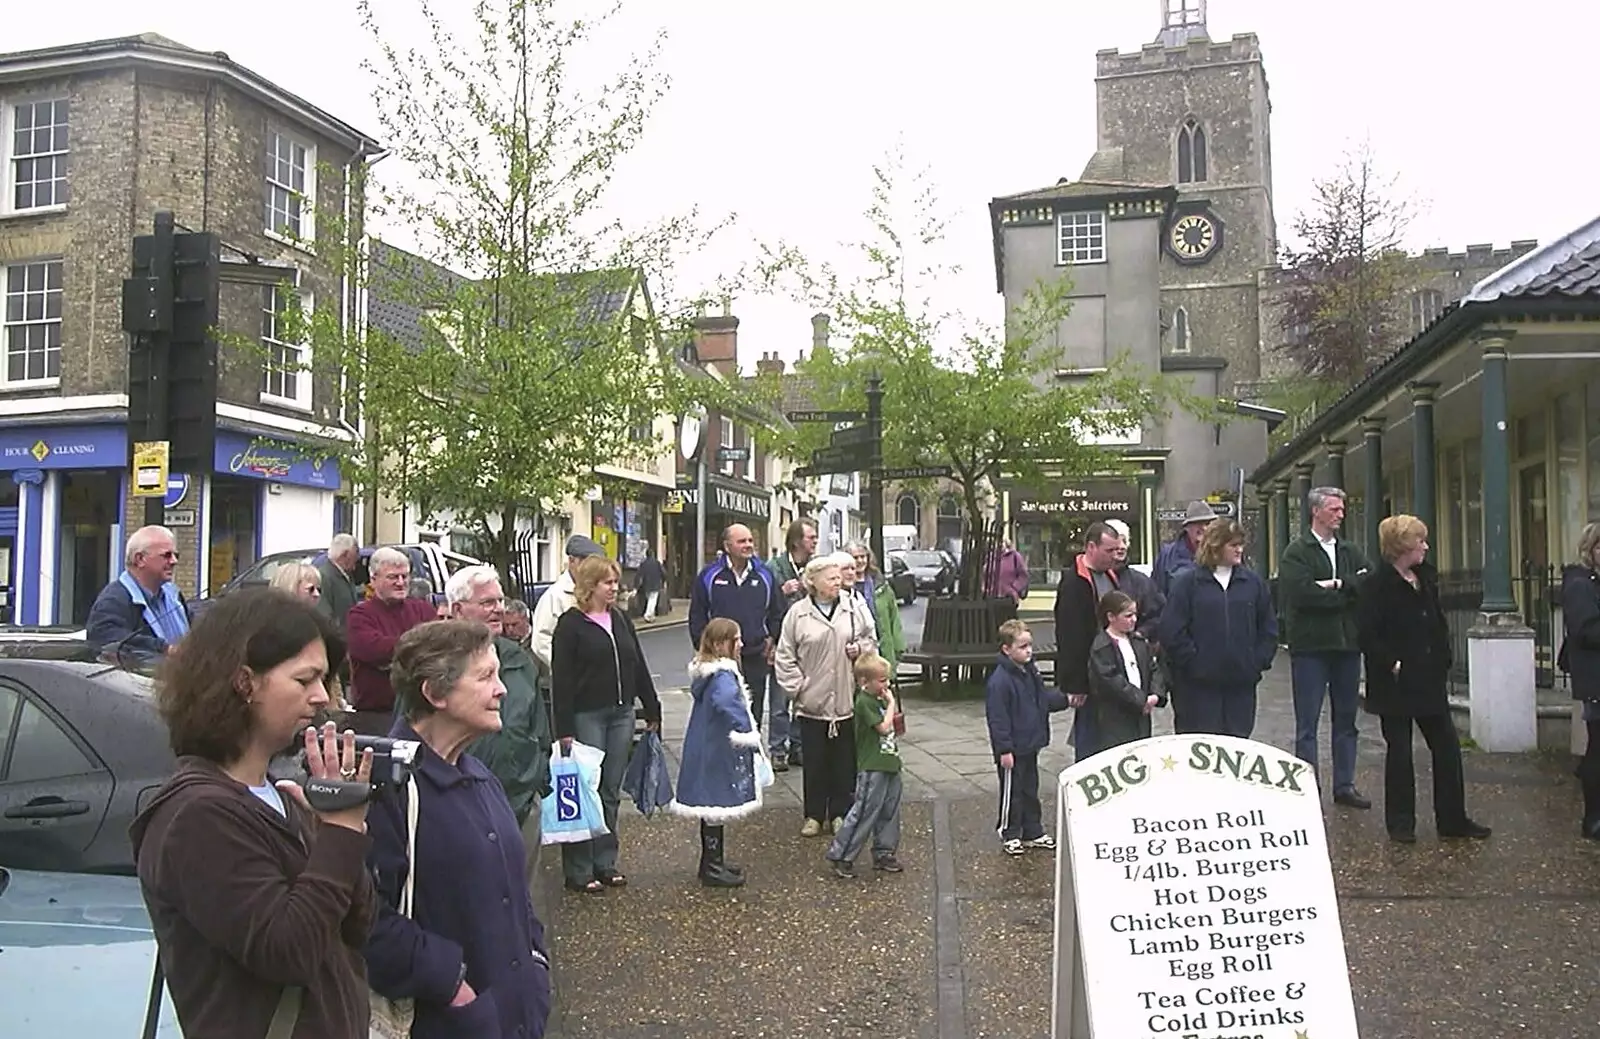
[1559, 522, 1600, 839]
[1088, 591, 1165, 750]
[1357, 515, 1489, 843]
[551, 555, 663, 893]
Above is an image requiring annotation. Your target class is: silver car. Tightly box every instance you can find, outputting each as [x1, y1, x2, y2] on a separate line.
[0, 866, 179, 1036]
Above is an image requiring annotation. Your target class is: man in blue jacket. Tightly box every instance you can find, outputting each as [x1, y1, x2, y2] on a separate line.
[689, 523, 786, 739]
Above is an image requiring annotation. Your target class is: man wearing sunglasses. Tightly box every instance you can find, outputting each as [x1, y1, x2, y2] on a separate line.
[87, 524, 191, 665]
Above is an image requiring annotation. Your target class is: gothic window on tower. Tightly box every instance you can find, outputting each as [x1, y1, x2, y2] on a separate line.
[1057, 211, 1106, 265]
[1410, 289, 1444, 334]
[1177, 119, 1208, 184]
[1171, 307, 1191, 354]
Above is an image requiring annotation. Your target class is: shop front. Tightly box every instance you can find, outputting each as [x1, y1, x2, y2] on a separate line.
[0, 423, 127, 625]
[1005, 479, 1141, 587]
[667, 473, 772, 594]
[589, 485, 662, 577]
[204, 430, 342, 594]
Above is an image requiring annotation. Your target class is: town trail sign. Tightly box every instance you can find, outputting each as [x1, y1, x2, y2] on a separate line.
[1052, 734, 1359, 1038]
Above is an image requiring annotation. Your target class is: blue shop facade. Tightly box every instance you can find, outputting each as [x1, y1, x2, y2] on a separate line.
[1, 419, 348, 626]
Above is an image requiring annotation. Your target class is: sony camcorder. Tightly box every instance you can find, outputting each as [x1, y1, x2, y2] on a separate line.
[290, 734, 422, 813]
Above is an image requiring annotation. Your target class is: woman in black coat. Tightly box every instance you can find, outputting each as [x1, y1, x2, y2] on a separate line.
[1558, 521, 1600, 839]
[551, 554, 663, 894]
[1357, 515, 1489, 843]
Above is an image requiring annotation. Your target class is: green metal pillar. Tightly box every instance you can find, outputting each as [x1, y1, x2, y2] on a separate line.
[1293, 462, 1315, 536]
[1478, 334, 1518, 613]
[1324, 438, 1346, 493]
[1362, 415, 1384, 562]
[1408, 380, 1439, 537]
[1252, 491, 1271, 572]
[1272, 476, 1292, 573]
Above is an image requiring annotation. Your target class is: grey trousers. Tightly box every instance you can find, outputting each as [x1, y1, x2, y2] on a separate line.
[826, 770, 903, 865]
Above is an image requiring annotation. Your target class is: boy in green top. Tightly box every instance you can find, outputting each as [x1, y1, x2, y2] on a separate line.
[825, 653, 903, 879]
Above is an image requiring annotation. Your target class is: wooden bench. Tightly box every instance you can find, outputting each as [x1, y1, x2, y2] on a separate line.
[901, 644, 1056, 694]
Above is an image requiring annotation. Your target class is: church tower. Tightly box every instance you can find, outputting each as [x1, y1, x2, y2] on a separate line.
[1088, 1, 1277, 388]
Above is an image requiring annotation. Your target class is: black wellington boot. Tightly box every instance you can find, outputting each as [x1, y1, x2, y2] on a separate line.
[698, 824, 745, 887]
[1581, 768, 1600, 840]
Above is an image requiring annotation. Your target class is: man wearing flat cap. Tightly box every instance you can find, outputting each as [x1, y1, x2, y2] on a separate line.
[1154, 501, 1218, 598]
[531, 534, 607, 675]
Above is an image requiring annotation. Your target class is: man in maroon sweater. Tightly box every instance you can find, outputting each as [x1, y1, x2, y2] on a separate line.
[346, 547, 437, 735]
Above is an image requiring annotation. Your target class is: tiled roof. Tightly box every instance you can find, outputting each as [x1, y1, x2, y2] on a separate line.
[366, 241, 637, 351]
[994, 178, 1171, 204]
[1464, 215, 1600, 303]
[1079, 147, 1126, 182]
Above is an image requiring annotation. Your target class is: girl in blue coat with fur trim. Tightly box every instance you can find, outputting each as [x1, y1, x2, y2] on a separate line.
[668, 617, 767, 887]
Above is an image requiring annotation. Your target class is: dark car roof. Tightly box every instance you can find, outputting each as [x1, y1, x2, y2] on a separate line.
[0, 659, 171, 774]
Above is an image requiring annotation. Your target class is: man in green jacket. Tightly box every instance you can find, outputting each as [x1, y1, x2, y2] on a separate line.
[1279, 486, 1372, 810]
[447, 565, 554, 899]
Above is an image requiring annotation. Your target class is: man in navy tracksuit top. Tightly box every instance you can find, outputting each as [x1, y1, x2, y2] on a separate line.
[690, 523, 786, 734]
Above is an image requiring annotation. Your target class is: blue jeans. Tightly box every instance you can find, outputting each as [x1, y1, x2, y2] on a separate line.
[766, 672, 794, 757]
[561, 703, 634, 887]
[826, 770, 902, 864]
[1291, 651, 1362, 794]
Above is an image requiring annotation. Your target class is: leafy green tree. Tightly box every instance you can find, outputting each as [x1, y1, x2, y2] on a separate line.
[761, 156, 1183, 583]
[279, 0, 732, 576]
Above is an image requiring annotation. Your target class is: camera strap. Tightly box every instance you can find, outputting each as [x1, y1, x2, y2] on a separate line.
[140, 954, 301, 1039]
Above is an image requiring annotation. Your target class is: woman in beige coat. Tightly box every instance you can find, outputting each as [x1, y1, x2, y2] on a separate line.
[775, 552, 878, 836]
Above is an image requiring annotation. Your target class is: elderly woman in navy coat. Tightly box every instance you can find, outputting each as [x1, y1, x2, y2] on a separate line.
[365, 620, 551, 1039]
[1562, 522, 1600, 839]
[668, 617, 764, 887]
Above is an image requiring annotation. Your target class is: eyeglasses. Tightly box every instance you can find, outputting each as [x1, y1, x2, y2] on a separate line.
[467, 597, 505, 608]
[142, 550, 179, 562]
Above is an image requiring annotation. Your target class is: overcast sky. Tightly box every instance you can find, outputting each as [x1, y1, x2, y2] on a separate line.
[12, 1, 1593, 367]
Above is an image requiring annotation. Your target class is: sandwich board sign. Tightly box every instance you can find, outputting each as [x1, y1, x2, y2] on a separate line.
[1051, 734, 1359, 1038]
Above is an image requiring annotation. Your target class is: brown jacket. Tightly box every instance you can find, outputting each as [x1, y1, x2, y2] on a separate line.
[130, 757, 376, 1038]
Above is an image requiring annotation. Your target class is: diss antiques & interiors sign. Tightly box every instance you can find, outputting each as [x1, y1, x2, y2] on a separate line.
[1014, 481, 1137, 523]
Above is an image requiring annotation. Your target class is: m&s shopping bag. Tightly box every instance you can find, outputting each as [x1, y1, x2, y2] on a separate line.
[540, 740, 609, 844]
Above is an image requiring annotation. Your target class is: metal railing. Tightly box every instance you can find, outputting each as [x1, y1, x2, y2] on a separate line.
[1436, 566, 1568, 691]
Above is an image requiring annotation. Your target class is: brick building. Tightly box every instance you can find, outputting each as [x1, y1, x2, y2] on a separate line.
[0, 34, 380, 624]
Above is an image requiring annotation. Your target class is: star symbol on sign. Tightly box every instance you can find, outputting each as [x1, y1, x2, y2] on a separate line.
[1161, 756, 1177, 771]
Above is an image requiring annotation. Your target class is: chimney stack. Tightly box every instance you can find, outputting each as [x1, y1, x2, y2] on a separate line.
[755, 351, 785, 376]
[694, 309, 740, 377]
[811, 313, 831, 352]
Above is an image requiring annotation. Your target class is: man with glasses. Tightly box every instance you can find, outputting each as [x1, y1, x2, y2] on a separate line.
[87, 524, 191, 665]
[448, 564, 552, 899]
[346, 546, 438, 735]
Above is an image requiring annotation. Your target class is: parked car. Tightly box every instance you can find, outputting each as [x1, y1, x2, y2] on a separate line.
[0, 866, 180, 1035]
[894, 550, 956, 596]
[0, 659, 175, 875]
[886, 554, 917, 606]
[210, 541, 484, 602]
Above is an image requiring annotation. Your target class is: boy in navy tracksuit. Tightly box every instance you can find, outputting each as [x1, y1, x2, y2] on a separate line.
[689, 525, 786, 732]
[985, 619, 1069, 856]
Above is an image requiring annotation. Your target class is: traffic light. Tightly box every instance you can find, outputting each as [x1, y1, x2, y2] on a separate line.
[123, 211, 220, 525]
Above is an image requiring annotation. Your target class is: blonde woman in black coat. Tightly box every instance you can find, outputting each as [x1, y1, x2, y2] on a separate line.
[1357, 515, 1490, 844]
[1559, 521, 1600, 839]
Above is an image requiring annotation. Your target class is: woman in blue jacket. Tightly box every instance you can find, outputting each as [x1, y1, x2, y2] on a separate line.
[1157, 519, 1278, 739]
[365, 620, 551, 1039]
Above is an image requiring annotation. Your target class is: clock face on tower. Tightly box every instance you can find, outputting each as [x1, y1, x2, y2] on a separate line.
[1169, 213, 1218, 263]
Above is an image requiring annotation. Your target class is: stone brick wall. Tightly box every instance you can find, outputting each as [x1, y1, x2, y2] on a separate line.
[0, 63, 355, 415]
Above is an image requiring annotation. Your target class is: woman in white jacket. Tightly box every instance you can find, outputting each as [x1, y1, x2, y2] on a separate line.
[775, 552, 878, 836]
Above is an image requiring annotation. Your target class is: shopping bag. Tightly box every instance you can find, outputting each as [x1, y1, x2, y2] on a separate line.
[622, 731, 674, 818]
[754, 748, 776, 790]
[540, 740, 609, 844]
